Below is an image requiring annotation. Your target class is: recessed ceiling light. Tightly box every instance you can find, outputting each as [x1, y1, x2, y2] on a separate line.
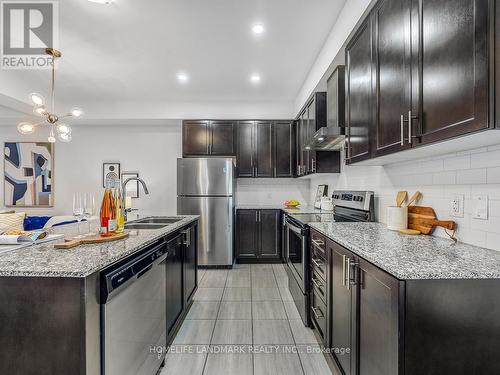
[177, 73, 189, 83]
[250, 74, 261, 83]
[252, 23, 265, 35]
[88, 0, 114, 4]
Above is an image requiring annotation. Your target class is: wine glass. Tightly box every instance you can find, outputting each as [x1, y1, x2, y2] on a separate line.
[72, 192, 84, 236]
[83, 193, 96, 235]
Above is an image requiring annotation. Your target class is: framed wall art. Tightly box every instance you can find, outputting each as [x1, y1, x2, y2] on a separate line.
[121, 171, 140, 198]
[4, 142, 54, 207]
[102, 162, 121, 188]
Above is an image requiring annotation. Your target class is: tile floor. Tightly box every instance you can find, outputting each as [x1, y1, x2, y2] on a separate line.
[160, 263, 335, 375]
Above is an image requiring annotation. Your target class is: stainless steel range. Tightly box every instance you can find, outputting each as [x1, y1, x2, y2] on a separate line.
[284, 190, 374, 326]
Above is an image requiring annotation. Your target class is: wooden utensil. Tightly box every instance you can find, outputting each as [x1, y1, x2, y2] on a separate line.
[396, 191, 407, 207]
[54, 232, 129, 249]
[408, 206, 456, 235]
[399, 229, 421, 235]
[407, 191, 422, 206]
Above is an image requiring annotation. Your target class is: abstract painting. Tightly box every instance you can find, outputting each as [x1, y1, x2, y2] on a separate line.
[4, 142, 54, 207]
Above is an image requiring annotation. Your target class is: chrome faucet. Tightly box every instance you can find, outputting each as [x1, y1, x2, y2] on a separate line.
[122, 177, 150, 221]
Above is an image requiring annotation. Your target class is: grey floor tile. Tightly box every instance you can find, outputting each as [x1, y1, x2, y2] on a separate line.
[173, 320, 216, 344]
[186, 301, 220, 320]
[199, 270, 228, 288]
[204, 351, 253, 375]
[252, 288, 282, 301]
[252, 275, 277, 288]
[283, 301, 302, 320]
[233, 263, 250, 269]
[198, 269, 207, 282]
[279, 287, 294, 301]
[275, 276, 289, 288]
[297, 345, 335, 375]
[194, 288, 224, 301]
[226, 273, 251, 287]
[211, 320, 252, 344]
[217, 301, 252, 319]
[253, 320, 294, 344]
[289, 319, 319, 344]
[161, 346, 208, 375]
[223, 287, 252, 301]
[254, 346, 304, 375]
[252, 301, 287, 319]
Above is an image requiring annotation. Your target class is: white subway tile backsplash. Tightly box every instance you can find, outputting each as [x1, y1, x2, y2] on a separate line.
[470, 150, 500, 168]
[487, 167, 500, 184]
[487, 144, 500, 152]
[443, 155, 471, 170]
[432, 171, 456, 185]
[486, 232, 500, 252]
[456, 169, 487, 185]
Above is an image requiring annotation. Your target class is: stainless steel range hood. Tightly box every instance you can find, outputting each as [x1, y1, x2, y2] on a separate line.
[304, 126, 346, 151]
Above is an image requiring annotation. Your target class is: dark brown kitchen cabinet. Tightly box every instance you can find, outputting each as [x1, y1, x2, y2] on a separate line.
[274, 121, 295, 177]
[182, 120, 210, 156]
[255, 121, 274, 178]
[372, 0, 412, 157]
[236, 121, 255, 177]
[235, 209, 259, 258]
[182, 224, 197, 308]
[346, 17, 373, 164]
[413, 0, 490, 145]
[236, 209, 282, 262]
[183, 120, 236, 157]
[236, 121, 295, 178]
[166, 233, 184, 338]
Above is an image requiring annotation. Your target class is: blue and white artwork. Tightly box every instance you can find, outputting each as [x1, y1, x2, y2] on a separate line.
[4, 142, 54, 207]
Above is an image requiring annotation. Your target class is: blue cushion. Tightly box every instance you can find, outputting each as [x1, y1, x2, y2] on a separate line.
[52, 220, 78, 227]
[24, 216, 51, 231]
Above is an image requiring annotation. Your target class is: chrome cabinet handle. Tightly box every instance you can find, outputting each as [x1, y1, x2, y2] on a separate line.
[181, 229, 191, 247]
[312, 258, 324, 269]
[408, 110, 412, 145]
[342, 255, 346, 286]
[346, 257, 350, 290]
[311, 239, 324, 249]
[400, 115, 405, 146]
[274, 167, 277, 177]
[312, 276, 323, 289]
[312, 306, 324, 319]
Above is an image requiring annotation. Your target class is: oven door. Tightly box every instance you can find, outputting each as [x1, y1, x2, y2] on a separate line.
[285, 218, 309, 292]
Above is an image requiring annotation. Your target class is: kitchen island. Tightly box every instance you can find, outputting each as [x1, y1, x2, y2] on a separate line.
[308, 222, 500, 375]
[0, 215, 198, 375]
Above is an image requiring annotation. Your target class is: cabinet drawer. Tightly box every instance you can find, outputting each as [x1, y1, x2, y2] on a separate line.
[311, 267, 327, 304]
[311, 288, 327, 341]
[310, 231, 326, 259]
[311, 247, 327, 280]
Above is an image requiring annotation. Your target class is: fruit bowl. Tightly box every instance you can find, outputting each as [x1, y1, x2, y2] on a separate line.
[284, 200, 300, 208]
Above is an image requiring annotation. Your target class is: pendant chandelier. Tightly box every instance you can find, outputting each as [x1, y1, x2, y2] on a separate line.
[17, 48, 83, 143]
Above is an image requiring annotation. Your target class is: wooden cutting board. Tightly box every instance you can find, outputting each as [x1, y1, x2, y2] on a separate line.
[408, 206, 456, 235]
[54, 232, 129, 249]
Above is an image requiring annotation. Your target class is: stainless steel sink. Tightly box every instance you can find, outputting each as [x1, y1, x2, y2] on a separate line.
[135, 217, 183, 224]
[124, 223, 167, 230]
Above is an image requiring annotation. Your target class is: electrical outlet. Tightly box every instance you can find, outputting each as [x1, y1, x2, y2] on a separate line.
[472, 195, 488, 220]
[450, 195, 464, 218]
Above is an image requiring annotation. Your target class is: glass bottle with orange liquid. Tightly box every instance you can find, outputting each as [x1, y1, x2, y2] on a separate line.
[100, 179, 117, 237]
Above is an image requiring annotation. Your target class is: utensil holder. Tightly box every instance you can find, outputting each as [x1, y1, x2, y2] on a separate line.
[386, 206, 408, 231]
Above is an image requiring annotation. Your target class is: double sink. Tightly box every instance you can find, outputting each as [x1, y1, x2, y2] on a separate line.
[124, 217, 183, 230]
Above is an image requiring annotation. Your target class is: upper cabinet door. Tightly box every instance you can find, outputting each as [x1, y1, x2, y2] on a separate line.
[274, 121, 295, 178]
[327, 66, 346, 129]
[183, 121, 210, 156]
[414, 0, 490, 145]
[346, 18, 374, 164]
[255, 121, 274, 177]
[236, 121, 255, 177]
[373, 0, 413, 157]
[308, 99, 317, 173]
[210, 121, 236, 155]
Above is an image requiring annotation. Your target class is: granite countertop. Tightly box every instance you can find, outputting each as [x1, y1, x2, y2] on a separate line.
[236, 204, 326, 214]
[309, 222, 500, 280]
[0, 215, 199, 278]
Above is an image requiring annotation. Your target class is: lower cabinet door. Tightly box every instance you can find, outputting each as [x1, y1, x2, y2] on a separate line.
[258, 210, 281, 259]
[329, 240, 355, 375]
[358, 257, 401, 375]
[311, 288, 328, 344]
[235, 210, 259, 259]
[166, 234, 184, 335]
[183, 225, 197, 306]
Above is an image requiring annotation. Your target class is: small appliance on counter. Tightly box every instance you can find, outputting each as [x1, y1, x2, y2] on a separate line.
[285, 190, 374, 326]
[320, 197, 334, 211]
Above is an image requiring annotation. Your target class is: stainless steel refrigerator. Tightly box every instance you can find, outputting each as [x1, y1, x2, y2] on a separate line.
[177, 158, 234, 267]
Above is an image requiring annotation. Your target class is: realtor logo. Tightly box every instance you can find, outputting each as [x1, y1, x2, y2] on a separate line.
[1, 1, 59, 69]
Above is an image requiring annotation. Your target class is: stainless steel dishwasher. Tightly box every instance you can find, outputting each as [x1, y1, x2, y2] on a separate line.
[100, 240, 168, 375]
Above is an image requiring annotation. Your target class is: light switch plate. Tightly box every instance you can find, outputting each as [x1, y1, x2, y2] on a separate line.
[472, 195, 488, 220]
[450, 194, 464, 218]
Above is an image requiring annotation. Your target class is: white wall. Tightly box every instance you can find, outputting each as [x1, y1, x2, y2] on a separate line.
[0, 123, 182, 216]
[309, 145, 500, 251]
[236, 178, 309, 207]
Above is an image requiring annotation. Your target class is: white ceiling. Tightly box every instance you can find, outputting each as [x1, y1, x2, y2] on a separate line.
[1, 0, 346, 120]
